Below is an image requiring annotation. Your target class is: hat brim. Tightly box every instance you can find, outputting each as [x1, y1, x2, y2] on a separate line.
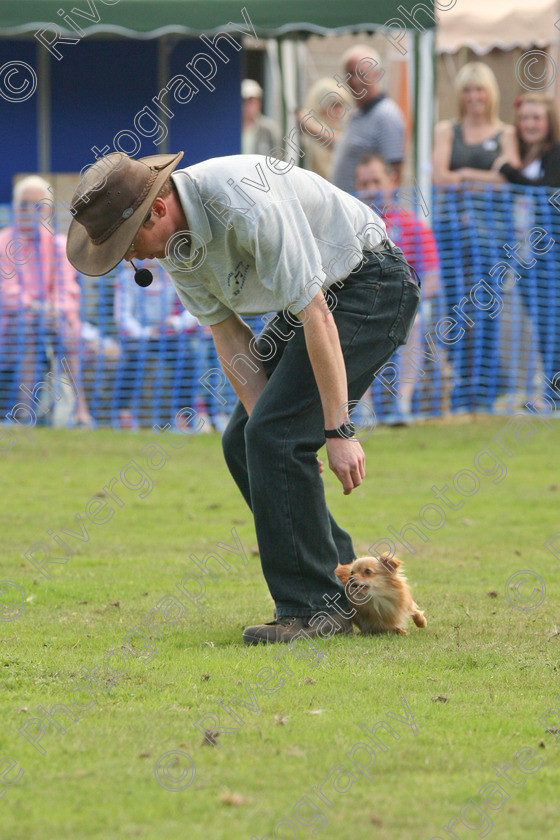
[66, 150, 184, 277]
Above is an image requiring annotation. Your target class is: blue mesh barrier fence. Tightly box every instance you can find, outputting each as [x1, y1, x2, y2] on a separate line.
[1, 184, 559, 433]
[431, 184, 560, 418]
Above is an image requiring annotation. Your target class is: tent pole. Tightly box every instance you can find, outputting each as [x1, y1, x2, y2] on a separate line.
[37, 42, 50, 175]
[157, 36, 170, 155]
[280, 36, 300, 157]
[416, 29, 435, 219]
[265, 38, 282, 132]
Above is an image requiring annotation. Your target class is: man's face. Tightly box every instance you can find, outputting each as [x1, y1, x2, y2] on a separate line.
[345, 56, 367, 98]
[15, 187, 50, 235]
[243, 96, 262, 123]
[344, 53, 382, 101]
[355, 160, 396, 193]
[124, 204, 176, 262]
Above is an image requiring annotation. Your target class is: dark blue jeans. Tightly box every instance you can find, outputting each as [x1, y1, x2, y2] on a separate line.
[222, 244, 421, 617]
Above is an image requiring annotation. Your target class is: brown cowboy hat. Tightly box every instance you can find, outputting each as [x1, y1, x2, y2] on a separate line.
[66, 150, 184, 276]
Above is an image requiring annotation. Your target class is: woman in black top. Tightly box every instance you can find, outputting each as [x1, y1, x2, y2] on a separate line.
[433, 61, 520, 185]
[432, 63, 520, 410]
[494, 93, 560, 409]
[493, 93, 560, 186]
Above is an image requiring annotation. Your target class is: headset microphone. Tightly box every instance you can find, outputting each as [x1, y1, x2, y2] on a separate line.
[131, 260, 153, 287]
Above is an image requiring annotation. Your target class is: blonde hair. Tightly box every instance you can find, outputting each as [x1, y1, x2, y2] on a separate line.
[515, 92, 559, 158]
[13, 175, 51, 206]
[305, 77, 353, 120]
[455, 62, 500, 123]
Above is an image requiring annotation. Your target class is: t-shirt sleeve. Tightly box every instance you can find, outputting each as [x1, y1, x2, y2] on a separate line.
[239, 200, 327, 315]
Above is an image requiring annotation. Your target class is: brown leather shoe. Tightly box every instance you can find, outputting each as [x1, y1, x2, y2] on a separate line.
[242, 613, 353, 644]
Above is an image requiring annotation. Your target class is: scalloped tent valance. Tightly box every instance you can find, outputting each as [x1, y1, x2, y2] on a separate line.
[437, 0, 560, 55]
[0, 0, 438, 38]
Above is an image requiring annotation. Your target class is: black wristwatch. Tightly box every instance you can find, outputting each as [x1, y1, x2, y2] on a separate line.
[324, 422, 355, 439]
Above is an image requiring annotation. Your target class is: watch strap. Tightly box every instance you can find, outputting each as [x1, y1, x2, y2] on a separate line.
[324, 422, 355, 439]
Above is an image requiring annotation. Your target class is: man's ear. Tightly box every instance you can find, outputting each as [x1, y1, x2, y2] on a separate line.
[151, 196, 167, 218]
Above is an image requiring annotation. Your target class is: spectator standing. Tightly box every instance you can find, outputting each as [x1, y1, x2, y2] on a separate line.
[493, 93, 560, 407]
[432, 61, 520, 185]
[355, 154, 443, 423]
[432, 62, 520, 411]
[0, 176, 91, 425]
[241, 79, 282, 156]
[330, 45, 406, 191]
[493, 93, 560, 187]
[300, 78, 353, 180]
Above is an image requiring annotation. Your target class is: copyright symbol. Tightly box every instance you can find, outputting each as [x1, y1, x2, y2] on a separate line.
[515, 50, 556, 91]
[0, 581, 27, 622]
[153, 749, 196, 791]
[165, 230, 207, 273]
[334, 400, 377, 442]
[504, 570, 546, 611]
[0, 61, 37, 103]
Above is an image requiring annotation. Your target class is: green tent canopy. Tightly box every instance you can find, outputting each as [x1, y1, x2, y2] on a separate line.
[0, 0, 436, 38]
[0, 0, 436, 201]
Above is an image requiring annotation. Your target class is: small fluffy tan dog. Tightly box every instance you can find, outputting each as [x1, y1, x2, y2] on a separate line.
[335, 554, 427, 635]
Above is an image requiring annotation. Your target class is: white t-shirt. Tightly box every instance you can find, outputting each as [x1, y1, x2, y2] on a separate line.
[521, 158, 542, 180]
[159, 155, 388, 325]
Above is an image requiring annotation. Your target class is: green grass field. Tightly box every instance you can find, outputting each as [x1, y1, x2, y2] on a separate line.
[1, 417, 559, 840]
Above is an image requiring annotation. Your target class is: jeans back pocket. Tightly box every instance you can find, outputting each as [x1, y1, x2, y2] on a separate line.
[389, 280, 422, 348]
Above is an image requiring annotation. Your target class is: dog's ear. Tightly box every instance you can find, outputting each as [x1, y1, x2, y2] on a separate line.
[379, 554, 400, 574]
[334, 564, 351, 585]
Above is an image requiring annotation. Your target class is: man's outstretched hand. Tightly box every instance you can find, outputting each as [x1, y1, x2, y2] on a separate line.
[326, 437, 366, 495]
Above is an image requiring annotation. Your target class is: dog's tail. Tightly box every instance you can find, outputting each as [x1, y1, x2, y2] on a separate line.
[412, 604, 427, 628]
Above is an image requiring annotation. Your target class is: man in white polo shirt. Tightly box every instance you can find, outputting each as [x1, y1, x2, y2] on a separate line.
[66, 151, 420, 644]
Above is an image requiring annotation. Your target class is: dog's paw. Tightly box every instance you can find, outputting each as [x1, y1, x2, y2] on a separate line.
[412, 607, 427, 628]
